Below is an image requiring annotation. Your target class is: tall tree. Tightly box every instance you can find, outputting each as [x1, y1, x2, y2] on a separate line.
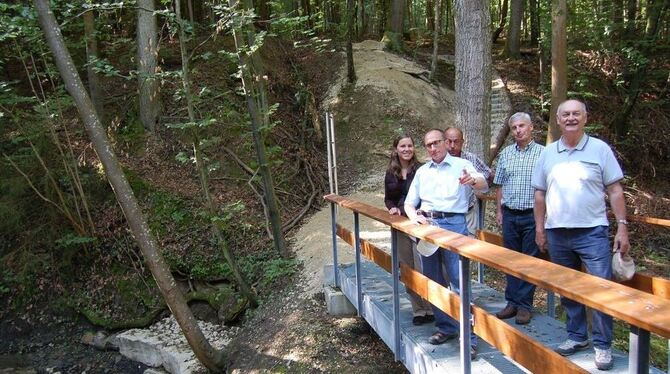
[429, 0, 441, 80]
[227, 0, 288, 258]
[454, 0, 492, 160]
[529, 0, 539, 46]
[33, 0, 226, 370]
[504, 0, 524, 58]
[387, 0, 404, 50]
[347, 0, 356, 82]
[137, 0, 160, 133]
[492, 0, 508, 42]
[547, 0, 566, 144]
[612, 0, 624, 37]
[357, 0, 365, 37]
[83, 8, 104, 123]
[173, 0, 258, 307]
[625, 0, 638, 37]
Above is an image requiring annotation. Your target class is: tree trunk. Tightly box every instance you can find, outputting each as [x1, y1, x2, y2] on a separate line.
[529, 0, 539, 46]
[33, 0, 226, 371]
[453, 0, 491, 160]
[83, 10, 104, 124]
[491, 0, 508, 43]
[547, 0, 566, 144]
[625, 0, 637, 37]
[347, 0, 357, 82]
[228, 0, 288, 258]
[504, 0, 524, 58]
[390, 0, 404, 33]
[612, 0, 624, 37]
[357, 0, 365, 37]
[426, 0, 435, 31]
[429, 0, 441, 80]
[137, 0, 160, 133]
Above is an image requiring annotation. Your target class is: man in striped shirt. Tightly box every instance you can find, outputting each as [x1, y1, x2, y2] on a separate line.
[444, 127, 493, 237]
[493, 112, 544, 325]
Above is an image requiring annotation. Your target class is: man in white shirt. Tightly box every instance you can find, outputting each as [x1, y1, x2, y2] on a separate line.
[404, 129, 488, 358]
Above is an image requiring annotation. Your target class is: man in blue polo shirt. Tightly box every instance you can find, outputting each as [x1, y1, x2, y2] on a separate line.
[532, 99, 630, 371]
[493, 112, 544, 325]
[404, 128, 488, 358]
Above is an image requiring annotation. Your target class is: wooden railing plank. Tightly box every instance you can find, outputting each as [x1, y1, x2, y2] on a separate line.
[324, 194, 670, 339]
[335, 224, 588, 374]
[477, 230, 670, 301]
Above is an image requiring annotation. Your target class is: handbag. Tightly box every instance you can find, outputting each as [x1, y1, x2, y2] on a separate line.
[612, 251, 635, 281]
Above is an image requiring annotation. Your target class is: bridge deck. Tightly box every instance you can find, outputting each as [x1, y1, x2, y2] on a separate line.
[330, 260, 663, 374]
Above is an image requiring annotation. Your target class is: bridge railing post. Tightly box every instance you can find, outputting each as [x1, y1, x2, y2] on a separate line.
[354, 212, 363, 316]
[330, 202, 339, 288]
[459, 254, 472, 374]
[476, 198, 485, 284]
[547, 291, 556, 318]
[629, 325, 650, 374]
[391, 228, 402, 362]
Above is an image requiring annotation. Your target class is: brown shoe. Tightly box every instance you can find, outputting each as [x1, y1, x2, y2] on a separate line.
[515, 308, 532, 325]
[495, 305, 517, 319]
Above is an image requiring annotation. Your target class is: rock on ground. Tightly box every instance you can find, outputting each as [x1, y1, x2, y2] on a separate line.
[116, 317, 238, 374]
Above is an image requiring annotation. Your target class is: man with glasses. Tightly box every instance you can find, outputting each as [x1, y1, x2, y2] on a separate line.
[404, 129, 488, 358]
[532, 99, 629, 371]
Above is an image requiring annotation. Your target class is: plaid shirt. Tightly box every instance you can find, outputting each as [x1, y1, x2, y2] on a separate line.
[460, 151, 492, 208]
[494, 141, 544, 210]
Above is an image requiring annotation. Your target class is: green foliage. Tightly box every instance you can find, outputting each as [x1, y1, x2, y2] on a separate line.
[55, 233, 97, 249]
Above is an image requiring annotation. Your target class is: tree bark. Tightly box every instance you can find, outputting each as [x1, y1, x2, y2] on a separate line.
[429, 0, 441, 81]
[357, 0, 365, 37]
[491, 0, 508, 43]
[547, 0, 567, 144]
[390, 0, 404, 34]
[137, 0, 160, 133]
[612, 0, 624, 37]
[504, 0, 524, 58]
[83, 10, 104, 124]
[529, 0, 539, 46]
[625, 0, 637, 37]
[347, 0, 357, 82]
[426, 0, 435, 32]
[228, 0, 288, 258]
[454, 0, 491, 160]
[33, 0, 225, 371]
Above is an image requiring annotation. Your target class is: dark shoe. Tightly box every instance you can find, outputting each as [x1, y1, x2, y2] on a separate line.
[412, 315, 427, 325]
[470, 346, 477, 360]
[424, 314, 435, 323]
[428, 331, 457, 345]
[515, 308, 532, 325]
[495, 305, 517, 319]
[555, 339, 589, 356]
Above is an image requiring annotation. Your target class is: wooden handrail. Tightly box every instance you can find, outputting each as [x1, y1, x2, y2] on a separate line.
[477, 230, 670, 301]
[324, 194, 670, 339]
[336, 224, 587, 374]
[477, 194, 670, 228]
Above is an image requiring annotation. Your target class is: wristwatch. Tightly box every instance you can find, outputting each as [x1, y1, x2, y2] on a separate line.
[617, 219, 628, 225]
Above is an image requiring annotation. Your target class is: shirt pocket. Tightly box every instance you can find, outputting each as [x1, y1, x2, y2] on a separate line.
[578, 160, 602, 182]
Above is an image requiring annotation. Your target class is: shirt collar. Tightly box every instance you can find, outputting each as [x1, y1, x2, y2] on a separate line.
[558, 134, 589, 153]
[515, 140, 536, 152]
[428, 153, 453, 167]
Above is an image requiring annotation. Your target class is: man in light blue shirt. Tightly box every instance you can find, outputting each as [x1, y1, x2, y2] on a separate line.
[532, 99, 629, 371]
[404, 129, 487, 357]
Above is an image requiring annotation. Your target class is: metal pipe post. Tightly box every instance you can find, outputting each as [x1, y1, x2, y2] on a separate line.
[330, 202, 339, 288]
[628, 325, 650, 374]
[391, 228, 402, 361]
[354, 212, 363, 316]
[325, 112, 333, 194]
[329, 113, 339, 195]
[547, 292, 555, 318]
[477, 198, 485, 283]
[459, 255, 472, 374]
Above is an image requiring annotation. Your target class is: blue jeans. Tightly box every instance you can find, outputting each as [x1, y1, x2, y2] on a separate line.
[502, 210, 539, 311]
[546, 226, 613, 349]
[421, 214, 477, 348]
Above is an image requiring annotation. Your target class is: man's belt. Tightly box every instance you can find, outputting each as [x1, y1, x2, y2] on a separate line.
[418, 210, 461, 219]
[503, 206, 534, 215]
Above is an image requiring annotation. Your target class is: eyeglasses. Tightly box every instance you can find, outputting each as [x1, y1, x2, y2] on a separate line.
[424, 139, 444, 149]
